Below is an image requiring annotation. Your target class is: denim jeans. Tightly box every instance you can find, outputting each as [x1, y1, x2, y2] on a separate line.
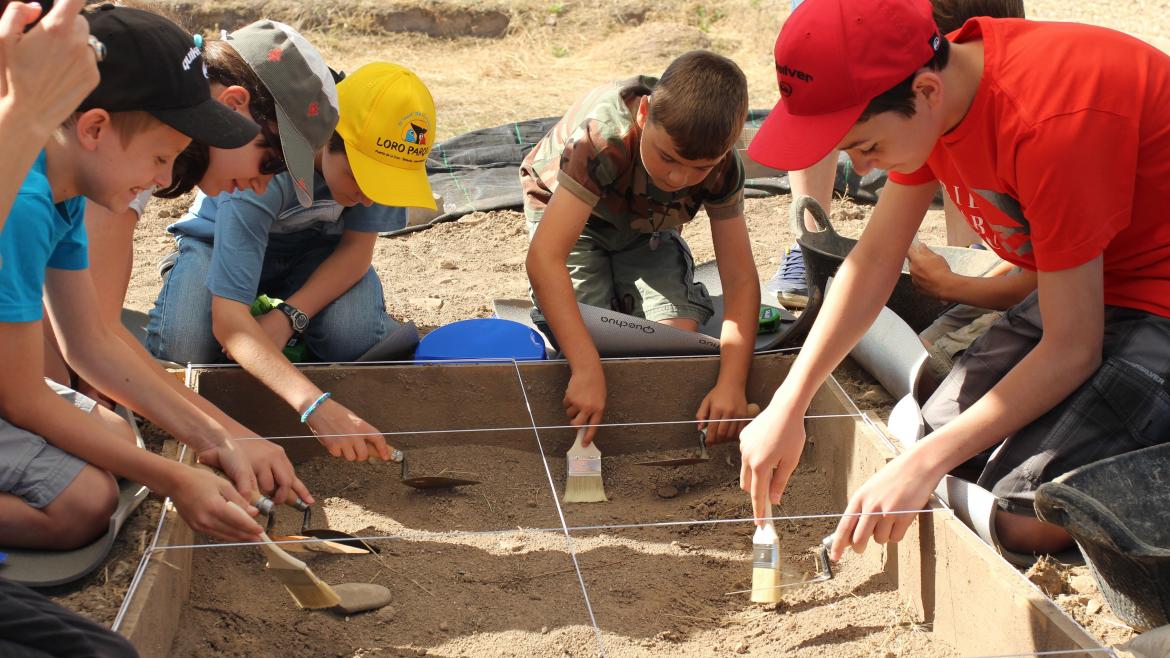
[146, 236, 394, 364]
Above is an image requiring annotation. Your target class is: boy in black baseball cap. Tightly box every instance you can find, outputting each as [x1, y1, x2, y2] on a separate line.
[0, 5, 267, 552]
[81, 4, 259, 150]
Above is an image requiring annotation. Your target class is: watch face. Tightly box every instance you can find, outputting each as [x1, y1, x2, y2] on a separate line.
[279, 303, 310, 333]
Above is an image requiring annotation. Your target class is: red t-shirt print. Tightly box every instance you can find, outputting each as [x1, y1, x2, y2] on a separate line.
[945, 184, 1032, 260]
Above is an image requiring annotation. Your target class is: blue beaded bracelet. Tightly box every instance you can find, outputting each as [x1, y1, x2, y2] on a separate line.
[300, 392, 331, 423]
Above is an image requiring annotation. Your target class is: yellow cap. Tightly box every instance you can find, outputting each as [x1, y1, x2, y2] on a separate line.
[336, 63, 436, 209]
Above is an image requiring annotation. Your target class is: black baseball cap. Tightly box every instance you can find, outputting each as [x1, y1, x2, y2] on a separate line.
[79, 5, 259, 149]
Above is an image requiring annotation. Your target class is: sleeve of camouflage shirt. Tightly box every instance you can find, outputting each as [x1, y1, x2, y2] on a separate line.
[553, 117, 634, 209]
[702, 149, 746, 221]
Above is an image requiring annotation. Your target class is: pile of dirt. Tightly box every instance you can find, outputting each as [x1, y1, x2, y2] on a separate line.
[1026, 557, 1137, 647]
[151, 0, 513, 38]
[171, 444, 958, 657]
[585, 22, 712, 64]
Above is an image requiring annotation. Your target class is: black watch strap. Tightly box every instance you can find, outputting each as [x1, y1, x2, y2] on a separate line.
[276, 302, 309, 333]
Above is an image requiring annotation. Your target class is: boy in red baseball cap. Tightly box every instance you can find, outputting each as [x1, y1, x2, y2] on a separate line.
[741, 0, 1170, 560]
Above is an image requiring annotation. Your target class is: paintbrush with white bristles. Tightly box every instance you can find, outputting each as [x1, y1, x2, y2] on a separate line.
[563, 428, 607, 503]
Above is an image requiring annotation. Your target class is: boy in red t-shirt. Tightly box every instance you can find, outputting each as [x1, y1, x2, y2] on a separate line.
[741, 0, 1170, 559]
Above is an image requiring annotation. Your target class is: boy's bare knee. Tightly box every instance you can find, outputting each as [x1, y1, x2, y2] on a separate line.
[44, 467, 118, 549]
[995, 510, 1073, 555]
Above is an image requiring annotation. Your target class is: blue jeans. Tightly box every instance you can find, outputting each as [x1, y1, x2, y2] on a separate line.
[146, 236, 395, 364]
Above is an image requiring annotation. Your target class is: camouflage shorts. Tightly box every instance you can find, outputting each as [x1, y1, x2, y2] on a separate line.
[528, 220, 714, 327]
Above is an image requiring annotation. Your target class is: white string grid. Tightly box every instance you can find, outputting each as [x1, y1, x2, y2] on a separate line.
[222, 413, 862, 444]
[111, 359, 1112, 657]
[964, 646, 1118, 650]
[506, 360, 609, 655]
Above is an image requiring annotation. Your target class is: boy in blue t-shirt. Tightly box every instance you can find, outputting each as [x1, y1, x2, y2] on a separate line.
[0, 6, 269, 549]
[147, 63, 437, 461]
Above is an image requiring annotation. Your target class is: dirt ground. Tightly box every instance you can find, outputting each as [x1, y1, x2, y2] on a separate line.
[172, 445, 957, 657]
[51, 0, 1170, 652]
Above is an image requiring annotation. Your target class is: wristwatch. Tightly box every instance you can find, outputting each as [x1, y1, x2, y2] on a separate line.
[276, 302, 309, 333]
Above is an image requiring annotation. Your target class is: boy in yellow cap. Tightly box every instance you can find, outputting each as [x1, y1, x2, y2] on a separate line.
[148, 62, 436, 461]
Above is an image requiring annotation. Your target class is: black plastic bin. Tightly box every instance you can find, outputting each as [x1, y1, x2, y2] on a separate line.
[794, 196, 952, 333]
[1035, 442, 1170, 631]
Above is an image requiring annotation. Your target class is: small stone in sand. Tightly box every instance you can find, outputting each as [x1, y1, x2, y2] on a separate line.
[410, 297, 444, 310]
[1068, 572, 1096, 592]
[499, 538, 525, 552]
[332, 583, 392, 615]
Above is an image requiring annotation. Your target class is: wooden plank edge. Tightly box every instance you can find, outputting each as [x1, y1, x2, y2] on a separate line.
[858, 405, 1104, 654]
[116, 441, 195, 658]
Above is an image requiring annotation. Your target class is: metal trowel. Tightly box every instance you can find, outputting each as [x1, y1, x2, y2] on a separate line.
[367, 450, 480, 489]
[254, 493, 377, 554]
[635, 427, 712, 467]
[196, 463, 373, 553]
[637, 403, 761, 468]
[398, 456, 481, 489]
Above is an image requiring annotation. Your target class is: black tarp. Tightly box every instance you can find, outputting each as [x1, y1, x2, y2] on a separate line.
[384, 110, 889, 237]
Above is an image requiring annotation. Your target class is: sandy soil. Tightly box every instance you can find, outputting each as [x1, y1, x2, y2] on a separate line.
[47, 0, 1170, 651]
[172, 445, 957, 657]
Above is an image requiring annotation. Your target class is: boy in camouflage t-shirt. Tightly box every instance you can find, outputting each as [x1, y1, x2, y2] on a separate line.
[522, 50, 760, 446]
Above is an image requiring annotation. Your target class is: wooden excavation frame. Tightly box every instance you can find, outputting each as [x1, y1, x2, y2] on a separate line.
[114, 353, 1104, 656]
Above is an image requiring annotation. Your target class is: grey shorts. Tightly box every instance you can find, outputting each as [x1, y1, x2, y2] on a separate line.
[528, 220, 715, 327]
[922, 291, 1170, 517]
[0, 381, 97, 509]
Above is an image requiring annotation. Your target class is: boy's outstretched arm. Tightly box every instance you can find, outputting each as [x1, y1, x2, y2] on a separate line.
[702, 214, 758, 443]
[0, 318, 263, 542]
[211, 296, 392, 462]
[739, 181, 936, 523]
[79, 203, 312, 507]
[526, 189, 605, 445]
[43, 265, 262, 498]
[830, 256, 1103, 559]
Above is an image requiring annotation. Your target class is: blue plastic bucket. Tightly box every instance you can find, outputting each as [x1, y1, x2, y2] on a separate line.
[415, 318, 548, 362]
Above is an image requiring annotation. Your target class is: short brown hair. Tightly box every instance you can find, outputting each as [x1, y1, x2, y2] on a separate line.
[647, 50, 748, 160]
[61, 110, 163, 148]
[859, 0, 1024, 122]
[932, 0, 1024, 34]
[155, 39, 283, 198]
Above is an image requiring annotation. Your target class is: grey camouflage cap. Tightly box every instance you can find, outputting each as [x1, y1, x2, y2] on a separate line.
[226, 21, 339, 207]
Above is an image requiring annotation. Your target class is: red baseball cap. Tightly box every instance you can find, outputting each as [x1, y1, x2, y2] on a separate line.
[748, 0, 942, 171]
